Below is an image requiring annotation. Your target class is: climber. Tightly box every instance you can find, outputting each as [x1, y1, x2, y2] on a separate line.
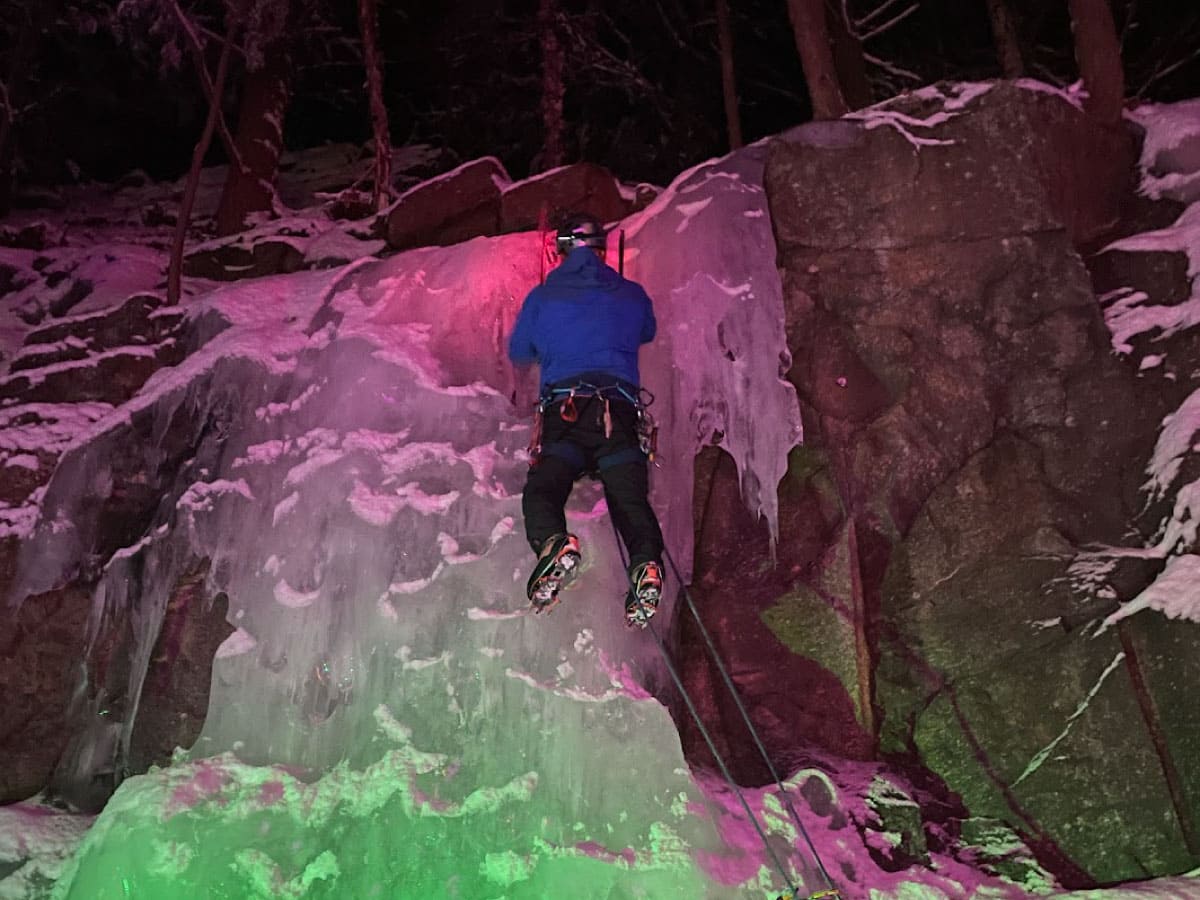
[508, 211, 665, 627]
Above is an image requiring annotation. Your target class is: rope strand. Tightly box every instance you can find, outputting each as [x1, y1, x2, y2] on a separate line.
[611, 519, 799, 896]
[645, 617, 799, 896]
[663, 545, 838, 893]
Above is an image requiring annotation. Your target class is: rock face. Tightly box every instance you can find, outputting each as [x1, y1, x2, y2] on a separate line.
[742, 81, 1200, 883]
[0, 291, 219, 806]
[5, 145, 1063, 900]
[183, 238, 306, 282]
[384, 156, 508, 250]
[0, 584, 92, 806]
[181, 156, 655, 281]
[4, 240, 839, 900]
[9, 82, 1200, 896]
[498, 161, 638, 232]
[385, 157, 652, 252]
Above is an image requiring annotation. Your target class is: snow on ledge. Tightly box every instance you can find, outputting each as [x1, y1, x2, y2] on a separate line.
[1103, 554, 1200, 629]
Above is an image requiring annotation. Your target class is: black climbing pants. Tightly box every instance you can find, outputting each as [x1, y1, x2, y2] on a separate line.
[523, 394, 664, 570]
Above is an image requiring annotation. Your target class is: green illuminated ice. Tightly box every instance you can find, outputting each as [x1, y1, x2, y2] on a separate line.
[53, 705, 722, 899]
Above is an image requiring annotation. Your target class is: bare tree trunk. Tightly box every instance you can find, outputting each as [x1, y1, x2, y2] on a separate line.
[985, 0, 1025, 78]
[168, 0, 244, 174]
[786, 0, 848, 120]
[0, 78, 12, 201]
[169, 22, 238, 305]
[358, 0, 392, 210]
[715, 0, 743, 150]
[825, 0, 873, 109]
[1067, 0, 1125, 125]
[215, 29, 294, 235]
[538, 0, 565, 170]
[0, 75, 20, 216]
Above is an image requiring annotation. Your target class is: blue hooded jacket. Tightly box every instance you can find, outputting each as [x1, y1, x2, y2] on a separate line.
[508, 247, 656, 392]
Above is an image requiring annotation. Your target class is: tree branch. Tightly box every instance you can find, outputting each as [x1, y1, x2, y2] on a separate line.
[740, 75, 807, 104]
[859, 3, 919, 42]
[862, 50, 921, 82]
[854, 0, 911, 31]
[560, 15, 660, 99]
[651, 0, 686, 50]
[1135, 43, 1200, 97]
[1118, 0, 1138, 53]
[167, 0, 248, 175]
[168, 15, 239, 305]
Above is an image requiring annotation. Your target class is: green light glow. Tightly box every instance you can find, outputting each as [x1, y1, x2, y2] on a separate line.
[51, 701, 747, 899]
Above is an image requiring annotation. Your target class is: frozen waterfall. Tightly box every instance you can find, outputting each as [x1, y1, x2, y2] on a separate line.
[5, 143, 834, 898]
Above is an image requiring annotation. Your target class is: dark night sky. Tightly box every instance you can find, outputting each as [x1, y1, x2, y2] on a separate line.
[12, 0, 1200, 190]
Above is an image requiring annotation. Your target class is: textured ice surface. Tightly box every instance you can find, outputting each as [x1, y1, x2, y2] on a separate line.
[624, 139, 803, 565]
[5, 143, 816, 898]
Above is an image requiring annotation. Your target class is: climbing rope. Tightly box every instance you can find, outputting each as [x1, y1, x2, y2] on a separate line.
[610, 520, 842, 899]
[609, 508, 844, 897]
[608, 524, 794, 891]
[642, 615, 799, 896]
[662, 545, 840, 896]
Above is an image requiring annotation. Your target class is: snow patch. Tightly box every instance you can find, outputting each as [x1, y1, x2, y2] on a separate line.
[273, 580, 321, 609]
[1104, 554, 1200, 628]
[216, 628, 259, 659]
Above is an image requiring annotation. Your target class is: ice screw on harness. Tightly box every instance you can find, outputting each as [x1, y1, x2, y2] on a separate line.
[526, 400, 545, 465]
[637, 408, 658, 462]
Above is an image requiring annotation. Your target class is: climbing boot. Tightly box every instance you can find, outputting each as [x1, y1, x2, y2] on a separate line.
[527, 533, 581, 613]
[624, 560, 662, 628]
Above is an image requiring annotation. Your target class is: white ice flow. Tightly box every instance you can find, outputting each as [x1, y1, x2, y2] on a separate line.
[5, 142, 833, 899]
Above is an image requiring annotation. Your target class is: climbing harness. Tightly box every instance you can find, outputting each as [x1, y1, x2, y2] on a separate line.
[609, 519, 843, 900]
[526, 380, 658, 468]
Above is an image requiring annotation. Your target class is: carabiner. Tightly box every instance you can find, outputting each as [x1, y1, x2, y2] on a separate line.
[560, 391, 579, 423]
